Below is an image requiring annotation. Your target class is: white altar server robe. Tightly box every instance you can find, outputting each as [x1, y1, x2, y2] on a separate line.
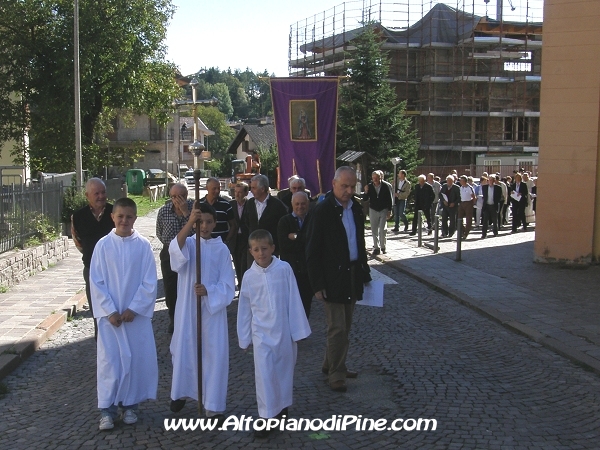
[90, 229, 158, 409]
[169, 235, 235, 412]
[237, 257, 311, 418]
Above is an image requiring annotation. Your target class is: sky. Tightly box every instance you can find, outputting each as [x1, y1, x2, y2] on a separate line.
[165, 0, 340, 77]
[164, 0, 544, 78]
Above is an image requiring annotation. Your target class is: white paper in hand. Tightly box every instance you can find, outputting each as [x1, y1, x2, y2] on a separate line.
[357, 280, 384, 307]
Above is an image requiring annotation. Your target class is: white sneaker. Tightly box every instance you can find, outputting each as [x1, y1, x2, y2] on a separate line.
[99, 416, 114, 430]
[122, 409, 138, 425]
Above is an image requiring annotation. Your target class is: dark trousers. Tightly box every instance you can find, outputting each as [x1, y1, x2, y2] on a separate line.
[160, 246, 178, 321]
[411, 205, 432, 233]
[294, 271, 314, 319]
[512, 203, 527, 231]
[482, 204, 499, 237]
[83, 265, 97, 341]
[231, 233, 248, 289]
[441, 207, 457, 236]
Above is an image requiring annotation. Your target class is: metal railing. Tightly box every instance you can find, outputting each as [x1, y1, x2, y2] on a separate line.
[0, 181, 63, 254]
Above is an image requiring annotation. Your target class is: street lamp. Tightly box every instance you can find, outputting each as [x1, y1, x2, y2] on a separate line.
[189, 78, 206, 171]
[391, 156, 402, 205]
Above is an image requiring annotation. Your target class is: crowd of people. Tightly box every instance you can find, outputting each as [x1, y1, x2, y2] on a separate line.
[362, 167, 537, 252]
[71, 168, 370, 438]
[71, 166, 536, 437]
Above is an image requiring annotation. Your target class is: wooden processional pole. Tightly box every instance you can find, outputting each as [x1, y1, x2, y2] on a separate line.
[193, 169, 203, 415]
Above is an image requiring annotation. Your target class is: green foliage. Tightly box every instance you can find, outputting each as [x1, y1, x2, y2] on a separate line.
[205, 153, 235, 178]
[191, 68, 273, 120]
[0, 0, 181, 174]
[256, 145, 279, 185]
[0, 286, 7, 294]
[337, 24, 421, 177]
[127, 194, 163, 217]
[62, 187, 89, 223]
[195, 106, 236, 155]
[25, 213, 60, 244]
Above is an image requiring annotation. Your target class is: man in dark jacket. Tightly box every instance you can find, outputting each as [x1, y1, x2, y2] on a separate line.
[439, 175, 461, 237]
[242, 174, 288, 265]
[481, 176, 502, 238]
[306, 166, 371, 393]
[410, 174, 435, 235]
[278, 191, 312, 318]
[363, 170, 393, 254]
[71, 178, 114, 340]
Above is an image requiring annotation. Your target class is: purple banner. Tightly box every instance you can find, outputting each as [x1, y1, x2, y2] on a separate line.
[270, 77, 339, 195]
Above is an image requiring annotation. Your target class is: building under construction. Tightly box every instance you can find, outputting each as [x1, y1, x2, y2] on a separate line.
[289, 0, 543, 175]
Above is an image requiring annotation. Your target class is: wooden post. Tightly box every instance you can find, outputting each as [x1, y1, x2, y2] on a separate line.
[193, 169, 203, 415]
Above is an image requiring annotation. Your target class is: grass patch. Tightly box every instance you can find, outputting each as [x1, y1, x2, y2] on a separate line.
[0, 285, 8, 294]
[127, 194, 165, 217]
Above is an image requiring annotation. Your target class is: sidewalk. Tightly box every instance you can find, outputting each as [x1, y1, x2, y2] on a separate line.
[0, 211, 163, 380]
[369, 222, 600, 375]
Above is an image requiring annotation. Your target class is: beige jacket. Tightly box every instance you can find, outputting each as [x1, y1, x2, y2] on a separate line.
[396, 179, 411, 201]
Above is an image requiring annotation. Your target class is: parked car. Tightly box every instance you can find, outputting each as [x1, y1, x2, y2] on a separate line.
[184, 170, 195, 186]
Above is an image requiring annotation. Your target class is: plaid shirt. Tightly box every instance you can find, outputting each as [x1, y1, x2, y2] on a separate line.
[156, 199, 195, 246]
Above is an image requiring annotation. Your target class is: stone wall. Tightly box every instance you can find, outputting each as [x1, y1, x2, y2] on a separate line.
[0, 237, 70, 288]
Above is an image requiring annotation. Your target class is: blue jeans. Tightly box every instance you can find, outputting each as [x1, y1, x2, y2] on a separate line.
[101, 402, 138, 419]
[394, 200, 408, 230]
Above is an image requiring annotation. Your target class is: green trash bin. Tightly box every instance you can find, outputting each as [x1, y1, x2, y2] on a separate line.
[126, 169, 145, 195]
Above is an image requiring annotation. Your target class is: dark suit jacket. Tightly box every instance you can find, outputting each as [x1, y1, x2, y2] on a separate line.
[440, 183, 460, 209]
[277, 213, 308, 275]
[362, 180, 393, 212]
[481, 184, 502, 209]
[306, 193, 371, 304]
[413, 182, 435, 211]
[510, 182, 529, 207]
[242, 195, 288, 254]
[229, 199, 248, 250]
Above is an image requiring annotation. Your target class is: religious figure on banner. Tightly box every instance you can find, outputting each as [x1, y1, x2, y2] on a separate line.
[297, 110, 311, 139]
[290, 100, 317, 141]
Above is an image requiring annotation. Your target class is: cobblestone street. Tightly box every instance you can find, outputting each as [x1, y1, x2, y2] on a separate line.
[2, 248, 600, 449]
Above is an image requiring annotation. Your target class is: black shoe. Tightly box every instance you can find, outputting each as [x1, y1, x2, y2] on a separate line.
[276, 408, 288, 419]
[392, 228, 399, 233]
[372, 248, 380, 255]
[381, 247, 386, 254]
[212, 414, 226, 427]
[170, 398, 186, 413]
[409, 232, 416, 236]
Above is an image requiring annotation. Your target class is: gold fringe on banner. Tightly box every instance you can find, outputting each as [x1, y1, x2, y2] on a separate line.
[316, 159, 322, 195]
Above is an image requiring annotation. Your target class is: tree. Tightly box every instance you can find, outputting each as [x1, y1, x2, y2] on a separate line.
[194, 105, 236, 156]
[192, 67, 272, 120]
[0, 0, 181, 174]
[337, 24, 420, 178]
[192, 80, 234, 119]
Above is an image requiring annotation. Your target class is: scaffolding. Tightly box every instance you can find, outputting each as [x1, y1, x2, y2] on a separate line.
[289, 0, 544, 169]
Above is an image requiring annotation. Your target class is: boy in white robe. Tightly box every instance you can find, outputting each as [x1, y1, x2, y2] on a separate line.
[237, 229, 311, 438]
[169, 202, 235, 419]
[90, 198, 158, 431]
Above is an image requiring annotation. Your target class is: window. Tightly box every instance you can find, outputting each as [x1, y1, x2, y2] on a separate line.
[504, 52, 532, 72]
[504, 117, 530, 142]
[484, 159, 501, 175]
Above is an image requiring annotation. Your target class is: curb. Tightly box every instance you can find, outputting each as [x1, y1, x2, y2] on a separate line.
[375, 252, 600, 377]
[0, 291, 88, 381]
